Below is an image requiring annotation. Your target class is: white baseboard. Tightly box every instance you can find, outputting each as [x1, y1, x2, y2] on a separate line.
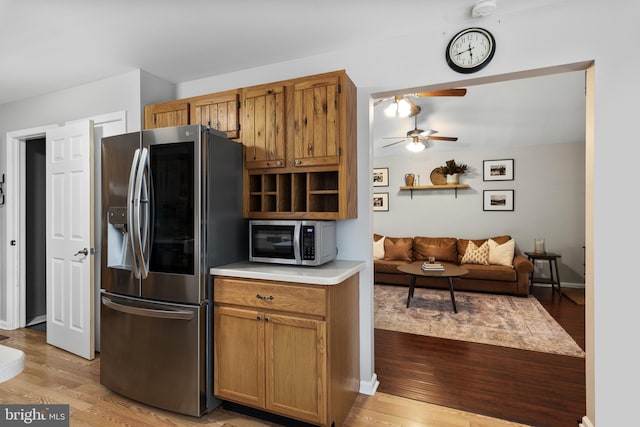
[359, 373, 379, 395]
[579, 415, 594, 427]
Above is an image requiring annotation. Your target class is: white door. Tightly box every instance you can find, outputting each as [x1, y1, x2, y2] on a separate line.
[46, 120, 95, 360]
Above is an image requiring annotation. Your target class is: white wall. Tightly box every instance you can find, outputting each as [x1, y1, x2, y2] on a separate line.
[375, 142, 586, 284]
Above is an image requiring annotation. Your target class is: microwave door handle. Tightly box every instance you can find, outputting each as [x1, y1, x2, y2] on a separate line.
[127, 148, 141, 278]
[132, 148, 149, 279]
[293, 223, 302, 263]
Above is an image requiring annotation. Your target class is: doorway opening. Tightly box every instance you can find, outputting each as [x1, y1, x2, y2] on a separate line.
[25, 137, 47, 332]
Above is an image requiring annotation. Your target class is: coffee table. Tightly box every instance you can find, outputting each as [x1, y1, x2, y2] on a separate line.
[397, 261, 469, 312]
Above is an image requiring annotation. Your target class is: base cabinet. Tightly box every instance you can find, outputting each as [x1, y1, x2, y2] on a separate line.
[213, 275, 359, 427]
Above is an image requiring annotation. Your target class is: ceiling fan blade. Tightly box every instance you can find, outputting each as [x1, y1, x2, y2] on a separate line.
[382, 136, 407, 139]
[415, 88, 467, 97]
[373, 97, 390, 107]
[382, 139, 406, 148]
[427, 136, 458, 141]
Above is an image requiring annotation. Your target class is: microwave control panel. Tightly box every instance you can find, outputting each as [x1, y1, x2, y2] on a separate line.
[301, 226, 315, 260]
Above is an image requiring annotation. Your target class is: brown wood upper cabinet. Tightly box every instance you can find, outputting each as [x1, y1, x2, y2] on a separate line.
[292, 74, 341, 167]
[241, 84, 286, 169]
[144, 100, 190, 129]
[189, 90, 240, 139]
[242, 70, 357, 219]
[144, 90, 240, 140]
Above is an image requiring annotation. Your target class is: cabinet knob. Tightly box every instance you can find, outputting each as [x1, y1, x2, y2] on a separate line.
[257, 315, 262, 321]
[264, 316, 270, 322]
[294, 159, 301, 166]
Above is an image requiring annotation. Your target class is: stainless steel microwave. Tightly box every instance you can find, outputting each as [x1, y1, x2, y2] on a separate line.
[249, 220, 337, 266]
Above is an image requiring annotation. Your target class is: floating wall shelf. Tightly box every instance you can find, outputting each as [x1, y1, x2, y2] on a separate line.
[399, 184, 470, 199]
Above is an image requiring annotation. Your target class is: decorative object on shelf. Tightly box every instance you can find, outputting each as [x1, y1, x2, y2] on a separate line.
[404, 173, 415, 187]
[436, 159, 468, 184]
[483, 158, 514, 181]
[373, 193, 389, 212]
[373, 168, 389, 187]
[534, 238, 546, 254]
[429, 168, 447, 185]
[483, 189, 514, 211]
[446, 27, 496, 74]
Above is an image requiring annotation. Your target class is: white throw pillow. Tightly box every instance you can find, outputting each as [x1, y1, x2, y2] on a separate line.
[460, 241, 490, 265]
[373, 236, 385, 260]
[488, 239, 515, 267]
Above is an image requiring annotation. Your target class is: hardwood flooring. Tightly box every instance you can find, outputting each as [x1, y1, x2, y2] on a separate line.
[0, 328, 526, 426]
[375, 285, 586, 427]
[0, 285, 583, 427]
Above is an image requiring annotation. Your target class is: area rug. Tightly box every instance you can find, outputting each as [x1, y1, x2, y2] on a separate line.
[375, 285, 585, 358]
[562, 287, 585, 305]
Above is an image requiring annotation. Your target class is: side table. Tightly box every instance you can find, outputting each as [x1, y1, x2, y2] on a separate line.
[524, 251, 562, 295]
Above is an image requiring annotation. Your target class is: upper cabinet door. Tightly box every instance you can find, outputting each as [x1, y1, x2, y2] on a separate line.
[242, 84, 286, 169]
[144, 101, 190, 129]
[190, 91, 240, 139]
[292, 75, 340, 167]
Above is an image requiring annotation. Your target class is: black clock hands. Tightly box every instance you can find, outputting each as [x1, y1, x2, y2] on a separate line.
[455, 43, 475, 57]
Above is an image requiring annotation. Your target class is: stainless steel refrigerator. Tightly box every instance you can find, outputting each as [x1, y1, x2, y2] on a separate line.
[99, 125, 246, 416]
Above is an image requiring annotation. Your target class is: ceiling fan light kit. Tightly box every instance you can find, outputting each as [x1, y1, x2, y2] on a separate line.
[384, 96, 421, 118]
[406, 140, 426, 152]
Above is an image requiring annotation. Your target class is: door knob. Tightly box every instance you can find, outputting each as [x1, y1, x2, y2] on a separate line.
[74, 248, 95, 256]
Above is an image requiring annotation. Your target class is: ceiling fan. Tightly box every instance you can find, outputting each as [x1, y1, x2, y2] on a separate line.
[374, 88, 467, 117]
[382, 112, 458, 152]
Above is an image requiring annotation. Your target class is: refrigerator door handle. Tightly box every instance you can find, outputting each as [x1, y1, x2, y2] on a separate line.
[102, 296, 194, 320]
[127, 148, 141, 278]
[132, 147, 150, 279]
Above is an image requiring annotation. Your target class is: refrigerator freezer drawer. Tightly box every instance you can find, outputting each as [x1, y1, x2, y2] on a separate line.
[100, 293, 210, 416]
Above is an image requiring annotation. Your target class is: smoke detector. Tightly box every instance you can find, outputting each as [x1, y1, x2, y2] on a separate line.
[471, 0, 497, 18]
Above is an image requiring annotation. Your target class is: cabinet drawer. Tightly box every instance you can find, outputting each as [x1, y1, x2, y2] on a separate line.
[214, 277, 326, 316]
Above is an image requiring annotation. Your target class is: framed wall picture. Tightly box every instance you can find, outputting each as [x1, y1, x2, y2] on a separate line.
[483, 190, 514, 211]
[373, 168, 389, 187]
[483, 159, 514, 181]
[373, 192, 389, 211]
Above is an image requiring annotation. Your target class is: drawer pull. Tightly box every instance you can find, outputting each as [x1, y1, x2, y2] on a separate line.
[256, 294, 274, 301]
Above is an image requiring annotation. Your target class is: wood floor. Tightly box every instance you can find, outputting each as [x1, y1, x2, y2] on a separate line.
[0, 285, 583, 427]
[375, 285, 586, 427]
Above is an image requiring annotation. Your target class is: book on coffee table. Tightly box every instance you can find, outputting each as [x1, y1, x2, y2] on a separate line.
[421, 262, 444, 271]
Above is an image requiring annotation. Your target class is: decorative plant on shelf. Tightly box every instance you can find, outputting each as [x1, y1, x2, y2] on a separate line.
[436, 159, 468, 184]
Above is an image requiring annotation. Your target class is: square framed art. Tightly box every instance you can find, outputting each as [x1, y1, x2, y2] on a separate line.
[483, 190, 514, 211]
[373, 168, 389, 187]
[373, 192, 389, 211]
[483, 159, 514, 181]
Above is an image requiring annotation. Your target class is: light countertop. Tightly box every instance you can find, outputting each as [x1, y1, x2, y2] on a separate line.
[210, 260, 365, 285]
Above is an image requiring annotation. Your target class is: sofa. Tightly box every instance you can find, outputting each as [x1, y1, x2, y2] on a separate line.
[373, 234, 533, 297]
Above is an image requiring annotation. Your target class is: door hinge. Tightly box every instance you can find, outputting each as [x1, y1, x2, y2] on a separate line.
[338, 84, 342, 94]
[338, 147, 342, 156]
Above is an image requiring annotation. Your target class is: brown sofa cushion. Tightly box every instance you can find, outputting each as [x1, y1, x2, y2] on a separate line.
[462, 264, 517, 282]
[374, 259, 411, 274]
[413, 237, 458, 263]
[383, 237, 413, 261]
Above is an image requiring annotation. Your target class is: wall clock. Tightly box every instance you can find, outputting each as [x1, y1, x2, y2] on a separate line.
[446, 27, 496, 74]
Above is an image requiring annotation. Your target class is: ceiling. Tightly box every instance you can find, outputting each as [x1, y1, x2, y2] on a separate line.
[373, 70, 586, 157]
[0, 0, 568, 106]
